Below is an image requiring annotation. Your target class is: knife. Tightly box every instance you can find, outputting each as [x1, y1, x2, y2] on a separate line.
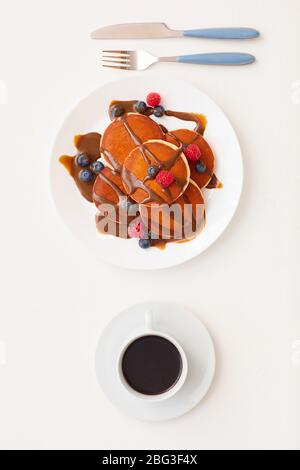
[91, 23, 260, 40]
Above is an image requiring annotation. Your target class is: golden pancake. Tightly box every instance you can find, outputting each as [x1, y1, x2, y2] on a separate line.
[101, 113, 165, 172]
[140, 180, 205, 241]
[93, 166, 138, 224]
[166, 129, 215, 188]
[122, 140, 190, 206]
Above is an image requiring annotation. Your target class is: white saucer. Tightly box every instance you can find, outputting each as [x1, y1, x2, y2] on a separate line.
[95, 302, 215, 421]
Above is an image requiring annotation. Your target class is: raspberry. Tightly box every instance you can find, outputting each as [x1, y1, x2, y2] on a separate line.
[155, 170, 174, 189]
[146, 92, 161, 107]
[128, 221, 147, 239]
[184, 144, 201, 162]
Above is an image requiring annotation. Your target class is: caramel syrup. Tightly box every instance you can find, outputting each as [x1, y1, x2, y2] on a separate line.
[59, 132, 101, 202]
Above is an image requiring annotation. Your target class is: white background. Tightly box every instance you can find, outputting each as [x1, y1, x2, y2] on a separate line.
[0, 0, 299, 450]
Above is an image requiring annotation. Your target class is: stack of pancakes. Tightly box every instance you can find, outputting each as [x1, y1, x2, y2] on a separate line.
[60, 101, 220, 247]
[93, 109, 216, 244]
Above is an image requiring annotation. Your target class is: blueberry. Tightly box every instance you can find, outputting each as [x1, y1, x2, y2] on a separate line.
[111, 104, 124, 118]
[153, 105, 165, 117]
[90, 160, 104, 174]
[120, 198, 133, 210]
[195, 161, 206, 173]
[76, 153, 90, 167]
[139, 239, 151, 249]
[79, 169, 94, 183]
[134, 101, 147, 114]
[147, 166, 159, 178]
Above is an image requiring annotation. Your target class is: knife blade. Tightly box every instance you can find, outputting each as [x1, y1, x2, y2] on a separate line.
[91, 23, 179, 39]
[91, 23, 260, 40]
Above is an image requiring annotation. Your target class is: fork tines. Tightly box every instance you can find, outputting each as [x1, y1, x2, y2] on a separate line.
[101, 50, 131, 70]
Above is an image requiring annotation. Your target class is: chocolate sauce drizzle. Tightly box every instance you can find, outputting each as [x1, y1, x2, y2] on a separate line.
[165, 110, 205, 135]
[100, 148, 122, 174]
[122, 167, 165, 205]
[94, 171, 126, 202]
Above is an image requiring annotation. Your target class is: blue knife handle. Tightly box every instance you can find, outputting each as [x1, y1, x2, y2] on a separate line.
[183, 28, 260, 39]
[177, 53, 255, 65]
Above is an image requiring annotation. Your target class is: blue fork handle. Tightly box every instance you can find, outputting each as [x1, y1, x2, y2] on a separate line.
[177, 52, 255, 65]
[183, 27, 259, 39]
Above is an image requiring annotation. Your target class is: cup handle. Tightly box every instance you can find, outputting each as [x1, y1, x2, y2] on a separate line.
[145, 310, 153, 332]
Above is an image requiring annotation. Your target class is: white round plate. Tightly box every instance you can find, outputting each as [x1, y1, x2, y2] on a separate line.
[50, 75, 243, 270]
[95, 302, 215, 421]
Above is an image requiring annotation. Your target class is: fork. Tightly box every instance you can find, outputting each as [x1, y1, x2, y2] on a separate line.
[101, 50, 255, 70]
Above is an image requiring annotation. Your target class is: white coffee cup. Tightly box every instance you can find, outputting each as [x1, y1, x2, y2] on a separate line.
[117, 310, 188, 402]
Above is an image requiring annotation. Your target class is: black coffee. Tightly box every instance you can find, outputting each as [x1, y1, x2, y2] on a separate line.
[121, 335, 182, 395]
